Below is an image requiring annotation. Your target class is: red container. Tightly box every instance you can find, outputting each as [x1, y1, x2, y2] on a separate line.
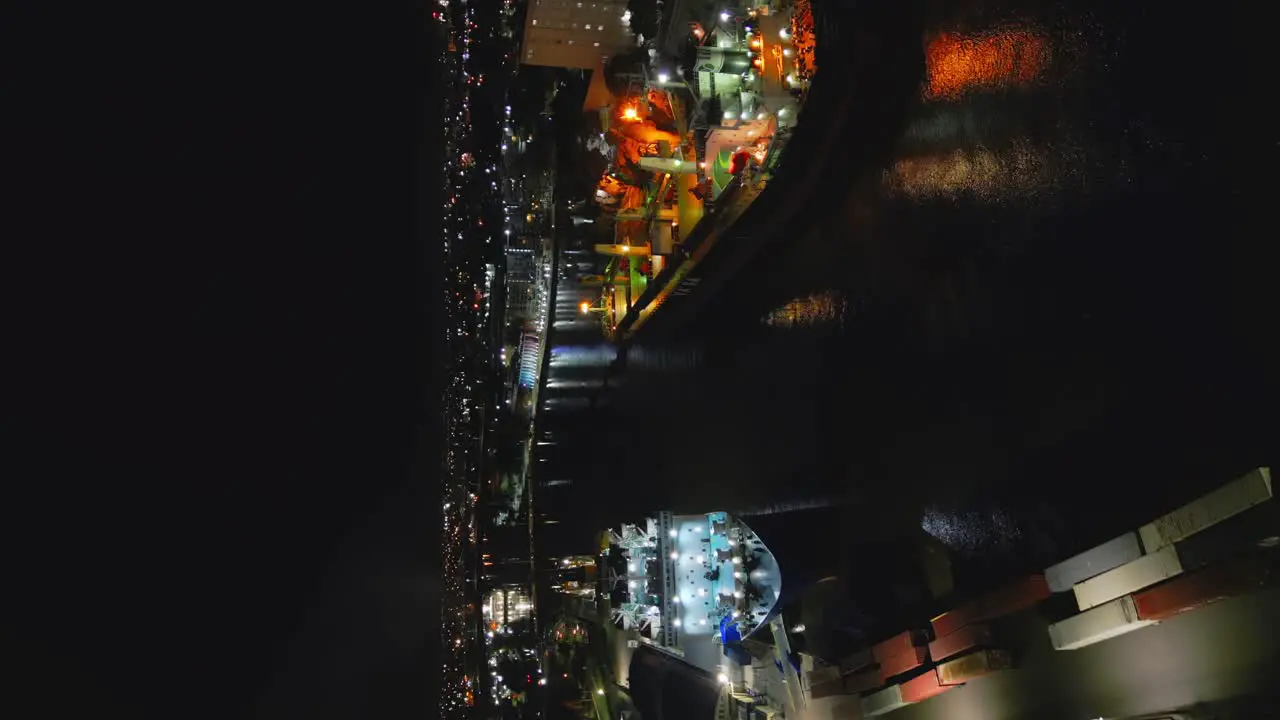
[931, 608, 969, 640]
[933, 574, 1050, 638]
[1133, 556, 1271, 621]
[872, 631, 922, 663]
[928, 623, 993, 663]
[977, 574, 1050, 619]
[878, 646, 928, 678]
[900, 671, 955, 703]
[842, 667, 883, 694]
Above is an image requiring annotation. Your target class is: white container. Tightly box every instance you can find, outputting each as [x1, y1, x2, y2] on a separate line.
[1048, 595, 1157, 650]
[1073, 545, 1184, 611]
[1139, 467, 1273, 553]
[1045, 532, 1145, 592]
[861, 685, 908, 716]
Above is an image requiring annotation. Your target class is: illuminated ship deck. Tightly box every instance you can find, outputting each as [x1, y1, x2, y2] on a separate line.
[610, 511, 782, 675]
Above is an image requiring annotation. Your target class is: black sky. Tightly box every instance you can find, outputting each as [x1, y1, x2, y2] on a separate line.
[12, 0, 447, 716]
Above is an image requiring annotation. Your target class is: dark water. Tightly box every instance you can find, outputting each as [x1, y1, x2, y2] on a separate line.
[533, 0, 1273, 604]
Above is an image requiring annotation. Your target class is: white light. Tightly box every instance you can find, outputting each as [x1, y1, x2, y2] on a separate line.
[720, 11, 729, 22]
[696, 555, 705, 563]
[668, 529, 678, 538]
[792, 623, 806, 633]
[596, 689, 605, 696]
[778, 108, 788, 117]
[672, 595, 681, 604]
[717, 673, 729, 683]
[628, 563, 636, 572]
[783, 48, 793, 57]
[734, 571, 743, 579]
[628, 580, 636, 588]
[698, 587, 706, 596]
[670, 550, 679, 560]
[732, 610, 740, 618]
[732, 556, 741, 565]
[780, 27, 790, 39]
[700, 618, 708, 625]
[724, 111, 735, 121]
[734, 590, 743, 598]
[657, 72, 669, 83]
[673, 618, 682, 627]
[538, 678, 547, 686]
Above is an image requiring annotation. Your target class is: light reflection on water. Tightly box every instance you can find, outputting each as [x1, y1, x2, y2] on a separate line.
[921, 506, 1025, 557]
[924, 28, 1051, 100]
[762, 290, 849, 329]
[884, 137, 1080, 200]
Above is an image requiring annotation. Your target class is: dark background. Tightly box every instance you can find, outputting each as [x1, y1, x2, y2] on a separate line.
[11, 0, 446, 716]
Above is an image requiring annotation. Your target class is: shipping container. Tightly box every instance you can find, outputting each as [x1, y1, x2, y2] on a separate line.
[878, 646, 928, 678]
[900, 670, 956, 703]
[1133, 556, 1272, 621]
[860, 685, 907, 717]
[928, 623, 993, 663]
[1044, 532, 1144, 592]
[930, 608, 969, 643]
[1073, 545, 1184, 611]
[838, 647, 874, 676]
[932, 574, 1050, 638]
[1174, 499, 1280, 571]
[1048, 595, 1156, 650]
[935, 648, 1013, 685]
[871, 630, 924, 663]
[1139, 467, 1273, 553]
[842, 667, 883, 694]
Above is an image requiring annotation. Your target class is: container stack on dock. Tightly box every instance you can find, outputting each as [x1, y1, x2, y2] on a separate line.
[835, 467, 1273, 716]
[1046, 466, 1274, 651]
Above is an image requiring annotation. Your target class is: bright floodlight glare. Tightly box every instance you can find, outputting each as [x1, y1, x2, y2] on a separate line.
[669, 550, 679, 560]
[596, 689, 604, 696]
[717, 673, 729, 683]
[668, 529, 678, 538]
[720, 11, 729, 22]
[657, 72, 670, 83]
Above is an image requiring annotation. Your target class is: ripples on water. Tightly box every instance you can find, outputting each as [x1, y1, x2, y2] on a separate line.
[924, 28, 1050, 100]
[761, 290, 849, 329]
[921, 506, 1024, 557]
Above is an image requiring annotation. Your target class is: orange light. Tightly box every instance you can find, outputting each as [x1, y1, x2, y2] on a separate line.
[580, 301, 590, 314]
[622, 106, 638, 121]
[925, 29, 1048, 99]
